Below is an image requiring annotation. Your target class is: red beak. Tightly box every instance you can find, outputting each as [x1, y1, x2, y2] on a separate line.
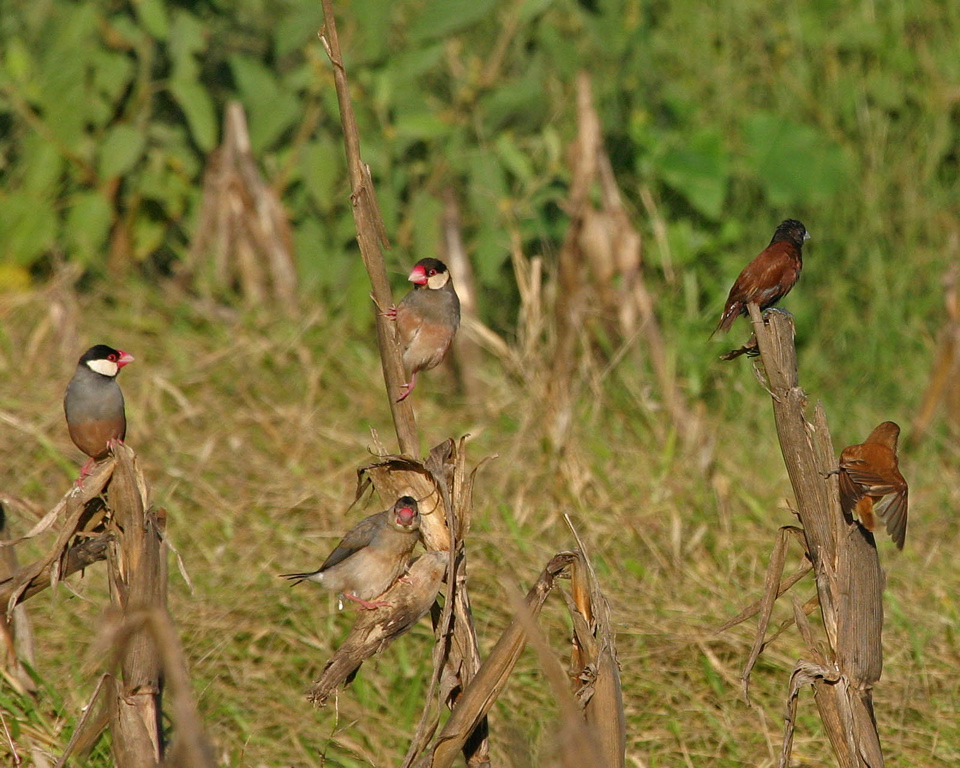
[407, 265, 428, 285]
[396, 505, 416, 526]
[117, 351, 135, 368]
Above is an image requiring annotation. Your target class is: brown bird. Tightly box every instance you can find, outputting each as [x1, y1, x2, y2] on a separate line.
[63, 345, 134, 482]
[712, 219, 810, 336]
[385, 258, 460, 401]
[836, 421, 908, 549]
[280, 497, 422, 610]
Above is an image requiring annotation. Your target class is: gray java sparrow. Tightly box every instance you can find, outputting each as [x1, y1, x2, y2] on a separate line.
[281, 496, 422, 610]
[63, 344, 134, 482]
[387, 258, 460, 401]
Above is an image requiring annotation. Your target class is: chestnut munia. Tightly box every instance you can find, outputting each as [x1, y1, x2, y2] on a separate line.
[712, 219, 810, 337]
[837, 421, 908, 549]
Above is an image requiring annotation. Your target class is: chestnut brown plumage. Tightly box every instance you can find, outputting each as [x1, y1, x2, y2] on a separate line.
[837, 421, 908, 550]
[712, 219, 810, 336]
[280, 497, 421, 610]
[386, 258, 460, 401]
[63, 344, 134, 482]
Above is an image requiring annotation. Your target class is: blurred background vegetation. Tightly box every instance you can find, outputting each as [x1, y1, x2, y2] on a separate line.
[1, 0, 959, 766]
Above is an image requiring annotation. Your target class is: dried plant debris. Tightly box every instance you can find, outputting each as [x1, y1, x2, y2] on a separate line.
[308, 551, 447, 706]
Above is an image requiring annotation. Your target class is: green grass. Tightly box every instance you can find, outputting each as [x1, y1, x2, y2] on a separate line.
[0, 280, 957, 767]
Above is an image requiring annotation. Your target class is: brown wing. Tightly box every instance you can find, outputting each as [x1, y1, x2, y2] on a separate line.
[318, 510, 388, 573]
[395, 288, 459, 373]
[874, 487, 908, 550]
[730, 243, 801, 309]
[837, 463, 866, 516]
[714, 243, 801, 334]
[840, 465, 901, 497]
[394, 302, 423, 351]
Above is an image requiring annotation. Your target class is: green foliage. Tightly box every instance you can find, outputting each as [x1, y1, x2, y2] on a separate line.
[0, 1, 954, 483]
[2, 0, 956, 414]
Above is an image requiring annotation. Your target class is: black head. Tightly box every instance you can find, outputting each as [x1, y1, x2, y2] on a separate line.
[79, 345, 121, 363]
[770, 220, 810, 249]
[77, 345, 134, 377]
[408, 258, 451, 289]
[414, 258, 448, 275]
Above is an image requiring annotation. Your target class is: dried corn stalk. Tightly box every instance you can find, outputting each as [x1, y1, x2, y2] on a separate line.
[186, 101, 298, 308]
[733, 306, 887, 768]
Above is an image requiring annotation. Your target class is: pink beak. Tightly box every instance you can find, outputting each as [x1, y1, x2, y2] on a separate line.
[117, 351, 135, 368]
[396, 505, 416, 526]
[407, 265, 428, 285]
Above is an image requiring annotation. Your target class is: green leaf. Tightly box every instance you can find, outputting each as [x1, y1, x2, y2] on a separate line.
[347, 0, 393, 62]
[170, 9, 206, 56]
[170, 77, 218, 152]
[293, 218, 334, 290]
[743, 113, 855, 207]
[472, 221, 509, 286]
[520, 0, 558, 22]
[274, 5, 327, 59]
[479, 62, 548, 132]
[230, 55, 278, 103]
[99, 124, 147, 179]
[467, 150, 507, 279]
[659, 131, 729, 220]
[302, 139, 343, 211]
[65, 192, 114, 264]
[410, 191, 442, 261]
[132, 0, 170, 41]
[229, 56, 300, 151]
[3, 37, 33, 84]
[22, 134, 63, 195]
[392, 111, 450, 144]
[132, 214, 167, 261]
[92, 50, 136, 105]
[495, 134, 535, 184]
[168, 10, 207, 83]
[37, 53, 88, 145]
[0, 192, 57, 267]
[409, 0, 498, 43]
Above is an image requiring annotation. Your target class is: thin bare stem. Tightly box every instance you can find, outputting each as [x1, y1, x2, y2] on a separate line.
[318, 2, 418, 456]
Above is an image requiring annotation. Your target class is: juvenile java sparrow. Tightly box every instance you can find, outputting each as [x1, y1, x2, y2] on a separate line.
[386, 258, 460, 401]
[281, 496, 421, 610]
[63, 345, 134, 480]
[836, 421, 908, 550]
[712, 219, 810, 336]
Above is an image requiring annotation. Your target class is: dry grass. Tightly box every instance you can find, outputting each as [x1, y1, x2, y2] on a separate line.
[1, 282, 958, 766]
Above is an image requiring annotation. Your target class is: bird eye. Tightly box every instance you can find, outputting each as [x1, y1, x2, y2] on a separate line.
[108, 353, 118, 361]
[428, 269, 437, 276]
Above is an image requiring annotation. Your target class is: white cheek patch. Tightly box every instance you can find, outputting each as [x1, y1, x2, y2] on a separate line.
[87, 358, 119, 377]
[426, 271, 450, 290]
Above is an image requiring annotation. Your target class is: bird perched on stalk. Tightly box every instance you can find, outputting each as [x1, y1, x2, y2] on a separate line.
[835, 421, 908, 550]
[63, 344, 134, 482]
[280, 497, 422, 610]
[712, 219, 810, 337]
[384, 258, 460, 401]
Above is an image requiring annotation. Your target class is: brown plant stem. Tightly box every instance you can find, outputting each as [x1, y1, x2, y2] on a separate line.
[318, 1, 418, 456]
[746, 304, 886, 768]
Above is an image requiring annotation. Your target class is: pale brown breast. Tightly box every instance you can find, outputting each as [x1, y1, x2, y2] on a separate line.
[68, 416, 126, 460]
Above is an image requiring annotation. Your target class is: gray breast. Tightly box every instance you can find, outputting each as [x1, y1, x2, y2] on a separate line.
[64, 369, 125, 422]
